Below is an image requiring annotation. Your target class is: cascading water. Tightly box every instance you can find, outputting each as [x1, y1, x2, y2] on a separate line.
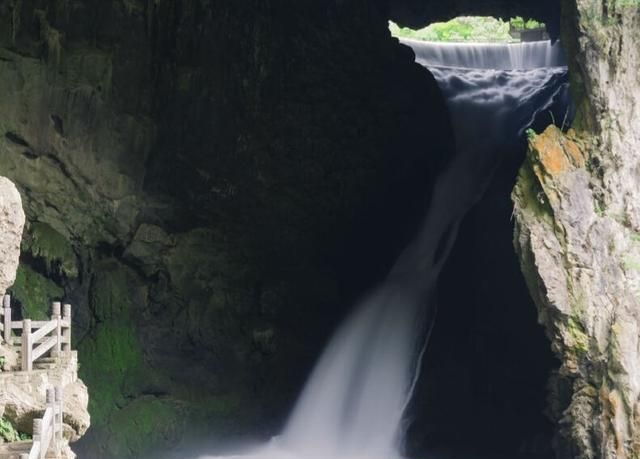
[198, 39, 570, 459]
[406, 38, 566, 70]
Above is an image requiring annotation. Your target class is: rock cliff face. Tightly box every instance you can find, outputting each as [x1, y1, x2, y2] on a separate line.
[0, 177, 25, 296]
[0, 1, 453, 457]
[512, 1, 640, 458]
[0, 174, 89, 457]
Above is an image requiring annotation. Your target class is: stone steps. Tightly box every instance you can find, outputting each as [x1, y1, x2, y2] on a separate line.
[0, 440, 31, 459]
[0, 441, 61, 459]
[33, 357, 57, 371]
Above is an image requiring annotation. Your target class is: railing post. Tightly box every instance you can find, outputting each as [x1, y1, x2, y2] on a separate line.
[3, 294, 11, 344]
[45, 388, 54, 459]
[33, 418, 42, 453]
[52, 301, 62, 356]
[21, 319, 32, 371]
[62, 303, 71, 354]
[55, 386, 63, 454]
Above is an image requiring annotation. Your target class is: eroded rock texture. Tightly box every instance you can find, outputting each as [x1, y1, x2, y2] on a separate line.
[0, 352, 90, 445]
[0, 176, 25, 296]
[0, 1, 453, 457]
[513, 2, 640, 458]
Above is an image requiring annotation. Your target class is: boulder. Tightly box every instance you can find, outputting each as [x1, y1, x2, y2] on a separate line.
[0, 177, 25, 296]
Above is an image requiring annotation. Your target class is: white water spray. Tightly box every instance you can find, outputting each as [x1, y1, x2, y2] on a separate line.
[199, 40, 569, 459]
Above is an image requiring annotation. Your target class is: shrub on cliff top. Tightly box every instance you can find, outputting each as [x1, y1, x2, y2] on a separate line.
[389, 16, 545, 43]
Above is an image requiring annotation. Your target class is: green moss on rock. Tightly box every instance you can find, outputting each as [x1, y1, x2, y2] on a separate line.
[9, 264, 64, 320]
[513, 148, 556, 223]
[566, 317, 589, 354]
[78, 262, 145, 428]
[22, 222, 78, 279]
[103, 397, 184, 458]
[80, 323, 144, 428]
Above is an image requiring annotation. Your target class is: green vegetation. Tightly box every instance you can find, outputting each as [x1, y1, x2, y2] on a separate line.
[509, 16, 544, 30]
[0, 417, 29, 442]
[567, 317, 589, 354]
[526, 128, 537, 140]
[389, 17, 511, 42]
[389, 16, 545, 43]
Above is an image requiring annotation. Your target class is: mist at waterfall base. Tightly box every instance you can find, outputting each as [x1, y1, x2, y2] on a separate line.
[196, 40, 571, 459]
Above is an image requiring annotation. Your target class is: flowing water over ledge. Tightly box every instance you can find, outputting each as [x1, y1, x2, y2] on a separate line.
[196, 41, 570, 459]
[404, 38, 566, 70]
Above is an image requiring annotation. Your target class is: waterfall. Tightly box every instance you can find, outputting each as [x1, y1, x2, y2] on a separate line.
[405, 38, 565, 70]
[199, 40, 570, 459]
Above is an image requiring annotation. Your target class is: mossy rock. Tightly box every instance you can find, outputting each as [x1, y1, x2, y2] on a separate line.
[513, 153, 555, 221]
[78, 262, 146, 426]
[22, 222, 78, 279]
[101, 396, 185, 458]
[9, 264, 64, 320]
[565, 317, 589, 354]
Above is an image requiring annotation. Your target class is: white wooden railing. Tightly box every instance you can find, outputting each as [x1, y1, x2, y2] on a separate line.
[18, 386, 64, 459]
[0, 295, 72, 371]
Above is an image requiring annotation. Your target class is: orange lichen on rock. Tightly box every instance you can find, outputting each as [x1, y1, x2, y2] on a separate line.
[564, 137, 586, 168]
[530, 126, 586, 177]
[532, 135, 569, 174]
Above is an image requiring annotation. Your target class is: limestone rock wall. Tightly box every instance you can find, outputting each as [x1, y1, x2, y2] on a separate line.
[513, 2, 640, 458]
[0, 352, 89, 442]
[0, 351, 89, 458]
[0, 177, 25, 296]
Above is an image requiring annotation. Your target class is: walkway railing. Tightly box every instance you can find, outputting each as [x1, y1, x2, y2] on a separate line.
[19, 386, 64, 459]
[0, 295, 72, 371]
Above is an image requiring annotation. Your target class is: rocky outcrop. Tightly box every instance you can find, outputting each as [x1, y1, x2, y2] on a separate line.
[0, 177, 25, 296]
[512, 2, 640, 458]
[0, 351, 90, 457]
[0, 353, 89, 442]
[0, 175, 89, 456]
